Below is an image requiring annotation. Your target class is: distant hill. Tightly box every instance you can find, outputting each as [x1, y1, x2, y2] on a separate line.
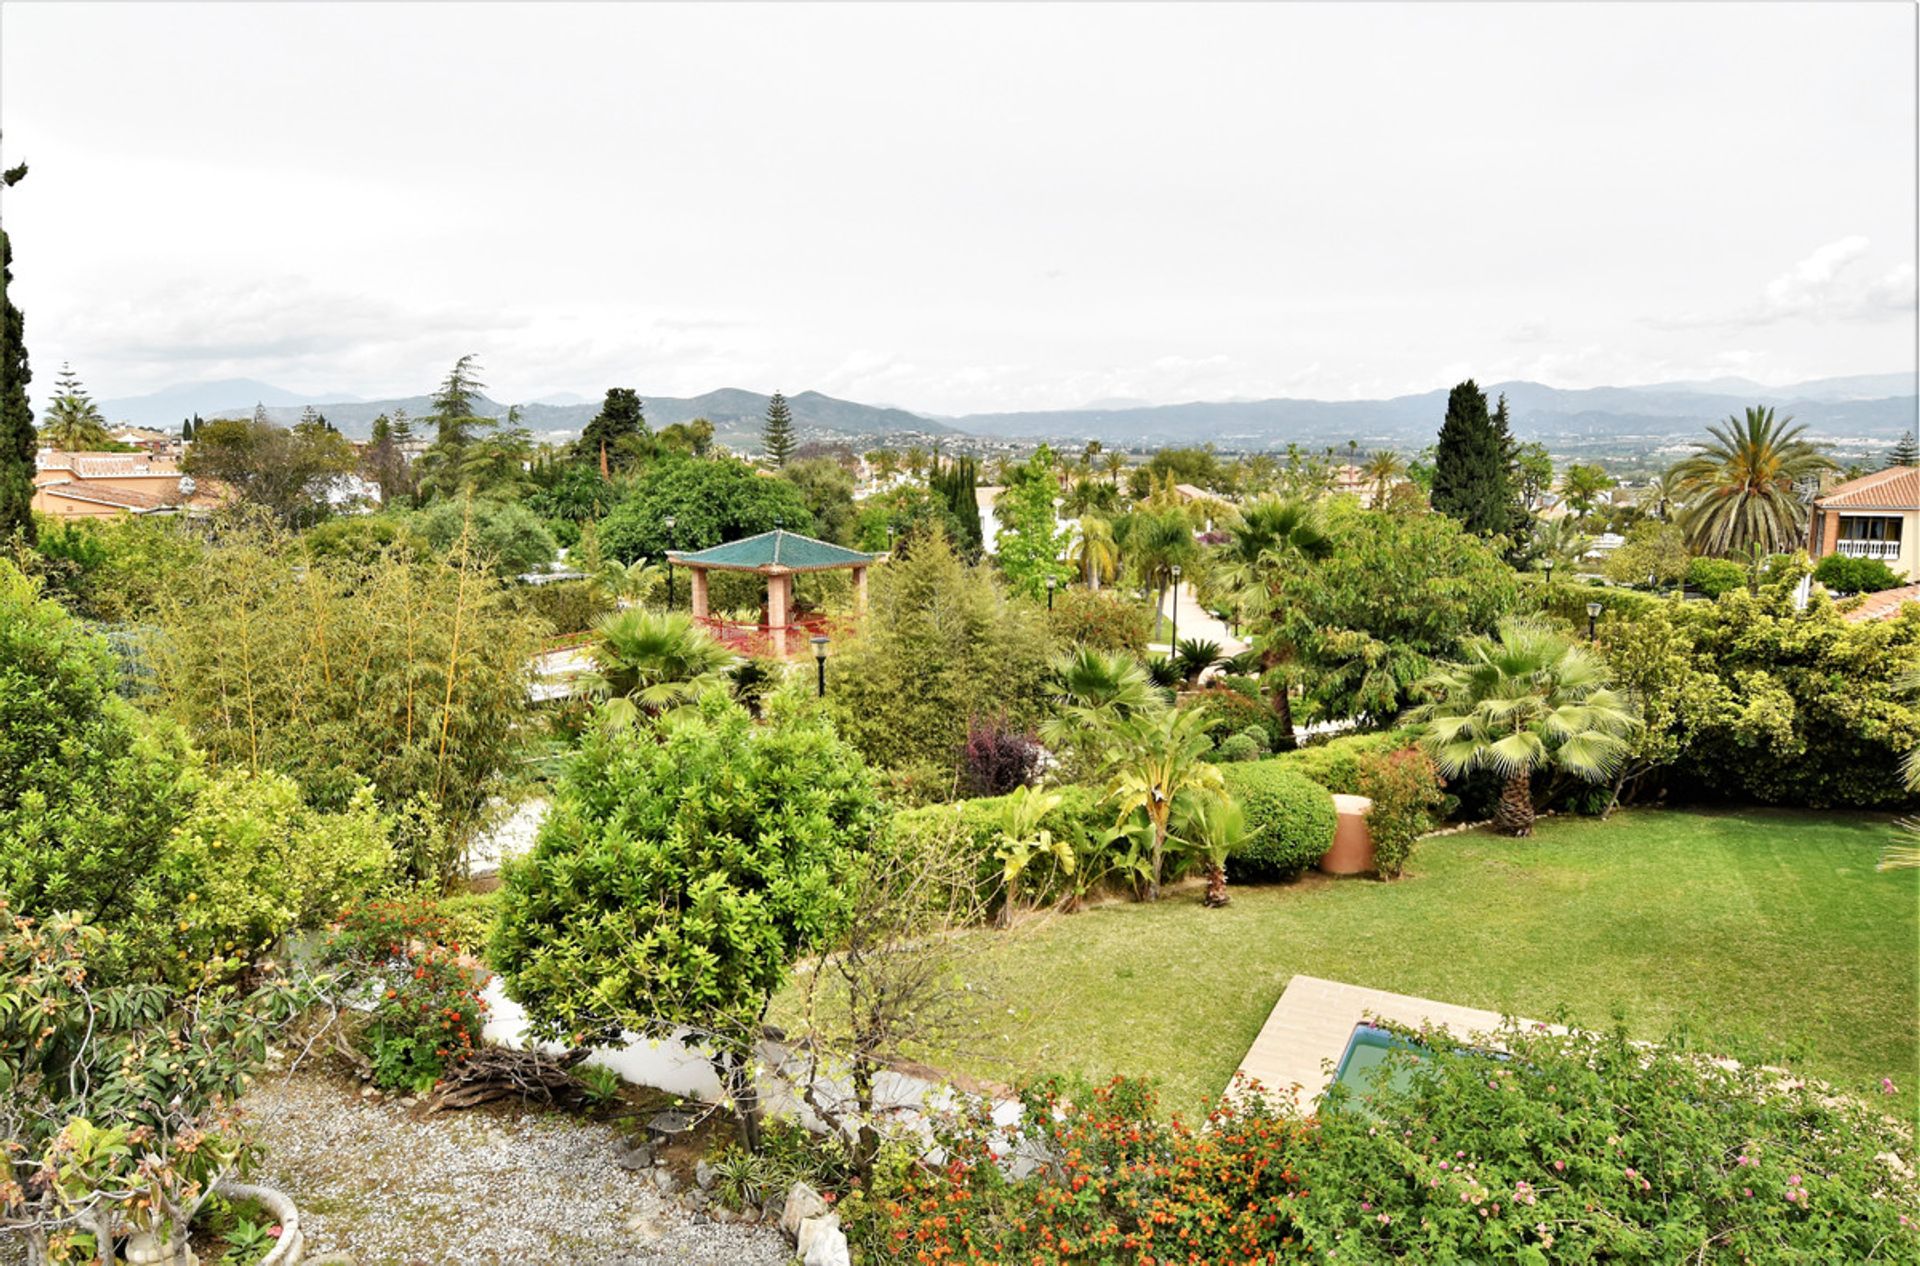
[96, 371, 1914, 453]
[155, 386, 957, 445]
[97, 378, 362, 426]
[947, 376, 1919, 449]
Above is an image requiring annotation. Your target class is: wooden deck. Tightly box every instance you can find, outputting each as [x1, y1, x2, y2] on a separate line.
[1232, 975, 1527, 1108]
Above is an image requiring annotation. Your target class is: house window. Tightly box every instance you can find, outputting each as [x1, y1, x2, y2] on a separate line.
[1838, 516, 1902, 542]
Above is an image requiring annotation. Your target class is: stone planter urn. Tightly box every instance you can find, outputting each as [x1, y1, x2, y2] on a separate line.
[215, 1180, 305, 1265]
[1317, 794, 1376, 875]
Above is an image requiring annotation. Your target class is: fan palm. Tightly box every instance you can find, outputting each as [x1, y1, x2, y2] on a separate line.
[1068, 515, 1122, 590]
[1173, 791, 1247, 909]
[1098, 706, 1223, 901]
[1040, 647, 1164, 762]
[1672, 407, 1835, 556]
[1899, 668, 1920, 794]
[583, 608, 740, 726]
[593, 557, 663, 606]
[1213, 497, 1332, 747]
[1406, 619, 1639, 837]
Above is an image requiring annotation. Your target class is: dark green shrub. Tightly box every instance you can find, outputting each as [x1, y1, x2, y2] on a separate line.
[1214, 733, 1262, 763]
[1686, 556, 1747, 598]
[1234, 725, 1272, 756]
[890, 783, 1117, 913]
[1813, 551, 1904, 594]
[1220, 759, 1337, 877]
[1523, 576, 1661, 628]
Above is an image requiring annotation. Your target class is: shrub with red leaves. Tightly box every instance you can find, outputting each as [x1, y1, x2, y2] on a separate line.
[957, 714, 1044, 798]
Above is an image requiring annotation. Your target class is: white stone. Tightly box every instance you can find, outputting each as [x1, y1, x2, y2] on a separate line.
[780, 1181, 828, 1240]
[796, 1212, 840, 1258]
[802, 1224, 850, 1266]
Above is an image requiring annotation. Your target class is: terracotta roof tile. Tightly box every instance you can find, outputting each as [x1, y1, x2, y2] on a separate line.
[1841, 583, 1920, 623]
[38, 479, 181, 511]
[1817, 466, 1920, 509]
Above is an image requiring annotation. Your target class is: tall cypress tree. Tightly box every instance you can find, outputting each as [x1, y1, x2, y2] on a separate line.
[1431, 380, 1520, 538]
[762, 390, 795, 468]
[0, 160, 30, 545]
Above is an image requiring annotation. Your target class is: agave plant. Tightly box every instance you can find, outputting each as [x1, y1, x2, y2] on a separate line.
[1406, 619, 1639, 837]
[582, 608, 740, 726]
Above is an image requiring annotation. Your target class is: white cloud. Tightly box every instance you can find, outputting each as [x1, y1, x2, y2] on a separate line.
[1653, 237, 1917, 329]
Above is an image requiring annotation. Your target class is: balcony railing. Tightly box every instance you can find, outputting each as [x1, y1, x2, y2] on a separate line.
[1836, 539, 1902, 560]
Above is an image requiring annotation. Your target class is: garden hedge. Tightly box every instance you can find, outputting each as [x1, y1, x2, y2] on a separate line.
[890, 783, 1120, 914]
[1220, 759, 1337, 877]
[1270, 728, 1420, 794]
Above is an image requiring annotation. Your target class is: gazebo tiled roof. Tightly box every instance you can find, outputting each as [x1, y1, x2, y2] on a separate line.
[668, 529, 879, 574]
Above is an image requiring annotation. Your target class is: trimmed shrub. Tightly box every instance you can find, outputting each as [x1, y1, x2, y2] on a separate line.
[1523, 576, 1662, 628]
[1686, 555, 1747, 598]
[507, 578, 615, 638]
[1214, 732, 1263, 763]
[1273, 728, 1421, 795]
[1355, 748, 1445, 878]
[1813, 551, 1904, 595]
[891, 783, 1118, 914]
[1220, 759, 1337, 877]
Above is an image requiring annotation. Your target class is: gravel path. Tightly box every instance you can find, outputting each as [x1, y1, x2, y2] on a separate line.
[242, 1071, 791, 1266]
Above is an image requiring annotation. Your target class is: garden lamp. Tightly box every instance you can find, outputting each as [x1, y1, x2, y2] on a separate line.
[812, 633, 830, 697]
[1047, 575, 1056, 610]
[1587, 600, 1602, 640]
[664, 515, 677, 609]
[1170, 563, 1182, 648]
[1543, 557, 1555, 585]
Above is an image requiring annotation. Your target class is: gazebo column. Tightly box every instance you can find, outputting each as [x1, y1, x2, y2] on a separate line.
[766, 571, 793, 660]
[689, 567, 710, 620]
[852, 565, 868, 615]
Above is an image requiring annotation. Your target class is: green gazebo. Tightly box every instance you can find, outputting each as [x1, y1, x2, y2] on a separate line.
[668, 528, 881, 658]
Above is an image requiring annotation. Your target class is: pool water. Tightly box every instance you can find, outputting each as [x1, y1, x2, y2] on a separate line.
[1330, 1023, 1430, 1097]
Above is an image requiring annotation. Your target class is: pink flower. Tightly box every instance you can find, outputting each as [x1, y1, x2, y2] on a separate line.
[1361, 1202, 1371, 1211]
[268, 1227, 282, 1239]
[1742, 1188, 1752, 1198]
[1624, 1168, 1637, 1180]
[1377, 1213, 1391, 1225]
[1883, 1078, 1897, 1095]
[1553, 1159, 1566, 1172]
[1440, 1160, 1450, 1170]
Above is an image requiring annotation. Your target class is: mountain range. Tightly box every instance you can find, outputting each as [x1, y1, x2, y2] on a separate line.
[96, 372, 1915, 452]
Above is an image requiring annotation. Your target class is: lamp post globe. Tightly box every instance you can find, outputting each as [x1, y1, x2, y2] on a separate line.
[1046, 575, 1056, 611]
[1586, 600, 1603, 640]
[1169, 563, 1182, 648]
[811, 633, 830, 697]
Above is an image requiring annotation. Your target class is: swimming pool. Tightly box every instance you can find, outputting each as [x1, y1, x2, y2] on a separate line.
[1329, 1022, 1431, 1098]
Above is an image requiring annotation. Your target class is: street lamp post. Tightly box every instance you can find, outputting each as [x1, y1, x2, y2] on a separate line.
[811, 633, 830, 698]
[1046, 576, 1056, 611]
[1587, 600, 1602, 641]
[1169, 563, 1182, 648]
[1543, 557, 1555, 587]
[664, 514, 677, 609]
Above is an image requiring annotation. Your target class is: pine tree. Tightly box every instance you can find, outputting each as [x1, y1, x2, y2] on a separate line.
[431, 354, 490, 449]
[298, 404, 320, 430]
[390, 407, 414, 446]
[1887, 429, 1919, 468]
[576, 387, 648, 469]
[762, 390, 796, 468]
[0, 159, 32, 545]
[1431, 380, 1521, 538]
[253, 403, 269, 425]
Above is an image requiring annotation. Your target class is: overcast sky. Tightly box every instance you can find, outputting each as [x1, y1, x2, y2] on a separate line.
[2, 1, 1914, 414]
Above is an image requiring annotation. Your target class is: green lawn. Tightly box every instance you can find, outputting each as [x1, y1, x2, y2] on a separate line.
[929, 808, 1919, 1116]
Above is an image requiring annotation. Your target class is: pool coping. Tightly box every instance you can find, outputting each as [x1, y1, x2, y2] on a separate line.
[1232, 975, 1545, 1108]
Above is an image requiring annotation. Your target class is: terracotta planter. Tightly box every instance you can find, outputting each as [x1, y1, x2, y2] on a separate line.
[1317, 794, 1376, 876]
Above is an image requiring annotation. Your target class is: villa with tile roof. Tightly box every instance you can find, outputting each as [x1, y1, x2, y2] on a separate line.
[31, 449, 225, 521]
[1808, 465, 1919, 582]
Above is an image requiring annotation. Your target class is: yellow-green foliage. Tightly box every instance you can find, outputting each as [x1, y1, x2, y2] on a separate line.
[153, 769, 391, 972]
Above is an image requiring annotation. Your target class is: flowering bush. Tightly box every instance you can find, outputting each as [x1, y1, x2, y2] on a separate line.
[321, 899, 490, 1094]
[847, 1077, 1312, 1265]
[1296, 1020, 1919, 1262]
[1355, 748, 1446, 878]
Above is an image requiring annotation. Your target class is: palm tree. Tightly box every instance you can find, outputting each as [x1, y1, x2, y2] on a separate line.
[1175, 791, 1247, 908]
[1672, 407, 1835, 557]
[1068, 515, 1121, 589]
[1174, 637, 1224, 686]
[583, 608, 741, 726]
[1124, 508, 1200, 637]
[1063, 476, 1118, 520]
[1361, 450, 1406, 503]
[1641, 466, 1686, 522]
[1040, 647, 1164, 765]
[40, 363, 113, 451]
[1098, 706, 1224, 901]
[1899, 667, 1920, 794]
[1102, 451, 1127, 487]
[1213, 497, 1332, 747]
[1406, 619, 1639, 837]
[1530, 518, 1591, 569]
[592, 557, 663, 607]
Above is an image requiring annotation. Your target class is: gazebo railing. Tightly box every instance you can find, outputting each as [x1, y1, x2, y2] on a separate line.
[695, 612, 845, 660]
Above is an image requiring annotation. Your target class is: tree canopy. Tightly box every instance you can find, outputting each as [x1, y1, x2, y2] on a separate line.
[1430, 380, 1521, 539]
[595, 456, 814, 563]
